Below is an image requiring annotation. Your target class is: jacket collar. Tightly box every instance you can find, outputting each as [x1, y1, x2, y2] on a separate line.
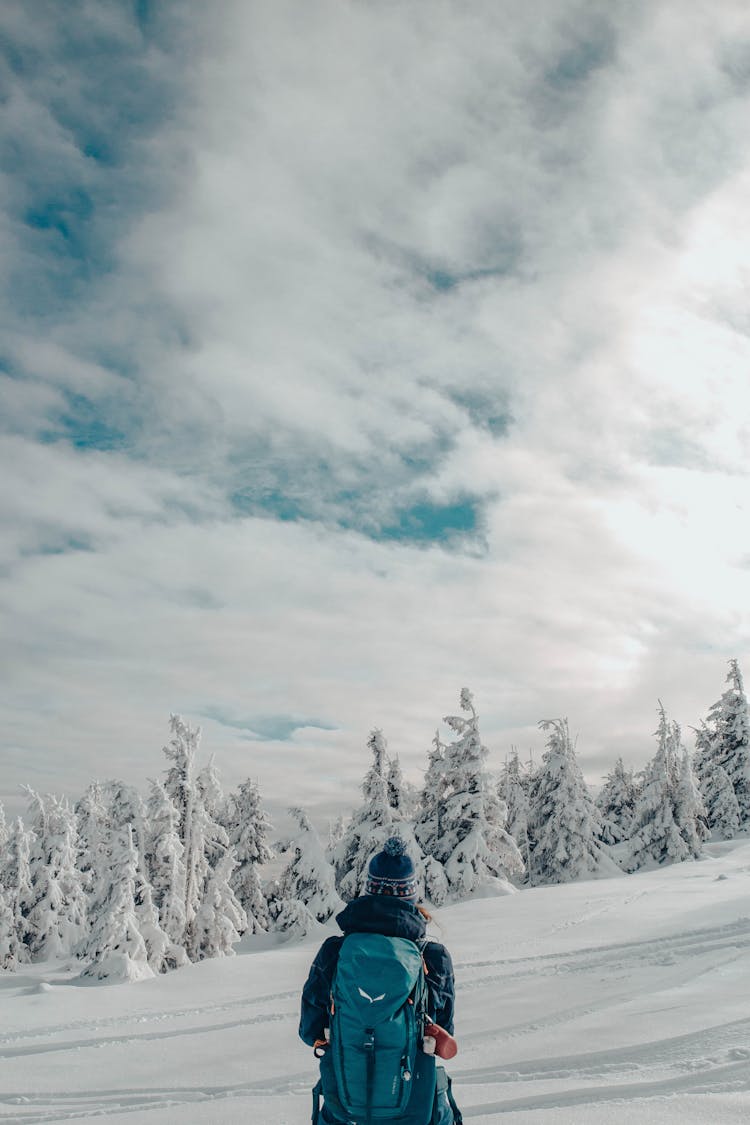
[336, 894, 426, 942]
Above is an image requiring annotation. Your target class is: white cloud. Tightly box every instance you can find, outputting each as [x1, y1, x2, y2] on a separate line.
[2, 1, 750, 824]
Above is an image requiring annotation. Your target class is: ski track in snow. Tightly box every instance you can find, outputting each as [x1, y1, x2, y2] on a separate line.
[454, 917, 750, 980]
[2, 884, 750, 1121]
[0, 989, 299, 1048]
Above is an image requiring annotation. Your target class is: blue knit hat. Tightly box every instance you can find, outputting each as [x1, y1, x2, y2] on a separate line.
[365, 836, 418, 900]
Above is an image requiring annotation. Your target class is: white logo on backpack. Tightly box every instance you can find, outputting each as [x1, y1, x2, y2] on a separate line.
[357, 987, 386, 1003]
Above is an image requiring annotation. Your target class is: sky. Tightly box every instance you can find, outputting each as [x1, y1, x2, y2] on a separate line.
[2, 0, 750, 827]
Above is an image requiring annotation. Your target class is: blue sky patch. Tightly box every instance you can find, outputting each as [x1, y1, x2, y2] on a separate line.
[230, 486, 308, 523]
[546, 19, 616, 90]
[24, 191, 95, 262]
[46, 391, 128, 452]
[379, 498, 480, 544]
[202, 709, 337, 742]
[21, 535, 95, 558]
[450, 390, 513, 437]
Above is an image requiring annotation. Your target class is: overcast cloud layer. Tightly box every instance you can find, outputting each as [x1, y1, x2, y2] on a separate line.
[2, 0, 750, 824]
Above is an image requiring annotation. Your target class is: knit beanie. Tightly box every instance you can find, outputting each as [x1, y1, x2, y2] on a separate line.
[365, 836, 418, 901]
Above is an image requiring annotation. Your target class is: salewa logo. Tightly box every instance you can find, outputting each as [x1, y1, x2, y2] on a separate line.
[357, 987, 386, 1003]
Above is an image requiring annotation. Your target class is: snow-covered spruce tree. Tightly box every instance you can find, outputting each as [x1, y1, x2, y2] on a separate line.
[161, 716, 238, 957]
[327, 815, 346, 854]
[596, 757, 638, 845]
[24, 790, 87, 960]
[133, 867, 174, 973]
[386, 755, 419, 819]
[81, 826, 153, 983]
[0, 818, 33, 965]
[183, 767, 235, 960]
[413, 731, 450, 905]
[270, 807, 342, 933]
[197, 756, 227, 835]
[0, 890, 16, 970]
[144, 779, 188, 963]
[0, 802, 7, 854]
[700, 661, 750, 829]
[162, 714, 202, 939]
[190, 850, 247, 960]
[673, 746, 710, 858]
[386, 755, 405, 813]
[106, 781, 151, 879]
[627, 705, 694, 872]
[526, 719, 616, 886]
[698, 758, 741, 840]
[432, 690, 524, 898]
[225, 777, 273, 933]
[195, 761, 231, 874]
[331, 729, 393, 900]
[271, 897, 317, 940]
[75, 782, 110, 901]
[498, 750, 531, 867]
[414, 731, 447, 855]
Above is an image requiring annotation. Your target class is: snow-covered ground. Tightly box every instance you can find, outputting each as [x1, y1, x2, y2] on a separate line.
[1, 839, 749, 1125]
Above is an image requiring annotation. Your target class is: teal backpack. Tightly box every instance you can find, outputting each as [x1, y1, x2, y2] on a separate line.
[314, 932, 437, 1124]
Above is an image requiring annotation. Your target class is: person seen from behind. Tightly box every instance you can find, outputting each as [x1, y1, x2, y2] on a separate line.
[300, 836, 461, 1124]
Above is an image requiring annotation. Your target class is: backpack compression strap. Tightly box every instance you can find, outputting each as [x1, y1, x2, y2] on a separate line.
[445, 1074, 463, 1124]
[311, 1078, 323, 1124]
[364, 1028, 375, 1125]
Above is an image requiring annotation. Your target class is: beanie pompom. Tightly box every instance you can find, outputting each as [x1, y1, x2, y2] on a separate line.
[383, 836, 407, 857]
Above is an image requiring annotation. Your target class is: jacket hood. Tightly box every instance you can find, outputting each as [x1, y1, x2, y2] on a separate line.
[335, 894, 426, 942]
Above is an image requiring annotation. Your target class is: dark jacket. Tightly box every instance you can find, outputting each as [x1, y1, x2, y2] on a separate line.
[299, 895, 455, 1046]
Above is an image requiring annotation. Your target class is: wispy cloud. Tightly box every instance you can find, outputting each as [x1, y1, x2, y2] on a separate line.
[2, 1, 750, 821]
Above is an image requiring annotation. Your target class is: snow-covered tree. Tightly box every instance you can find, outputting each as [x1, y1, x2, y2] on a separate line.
[0, 812, 28, 973]
[75, 782, 110, 901]
[105, 782, 151, 881]
[698, 661, 750, 830]
[144, 779, 188, 961]
[225, 778, 273, 933]
[385, 755, 418, 818]
[499, 750, 531, 866]
[195, 762, 231, 869]
[413, 731, 450, 905]
[330, 729, 398, 901]
[327, 815, 346, 854]
[272, 807, 342, 928]
[81, 827, 154, 983]
[527, 719, 616, 886]
[198, 756, 225, 815]
[183, 796, 232, 961]
[432, 690, 524, 898]
[698, 759, 741, 840]
[596, 757, 638, 845]
[24, 791, 87, 960]
[627, 705, 698, 871]
[0, 803, 7, 855]
[0, 818, 33, 965]
[0, 891, 17, 970]
[386, 755, 405, 812]
[414, 731, 448, 857]
[163, 715, 203, 936]
[673, 746, 710, 858]
[271, 897, 317, 940]
[190, 851, 246, 960]
[161, 716, 237, 957]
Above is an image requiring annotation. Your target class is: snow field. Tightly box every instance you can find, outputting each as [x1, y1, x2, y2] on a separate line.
[1, 838, 749, 1124]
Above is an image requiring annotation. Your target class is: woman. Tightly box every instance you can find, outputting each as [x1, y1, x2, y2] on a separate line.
[300, 837, 458, 1125]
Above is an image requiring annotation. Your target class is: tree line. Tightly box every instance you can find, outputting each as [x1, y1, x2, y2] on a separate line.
[1, 663, 748, 981]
